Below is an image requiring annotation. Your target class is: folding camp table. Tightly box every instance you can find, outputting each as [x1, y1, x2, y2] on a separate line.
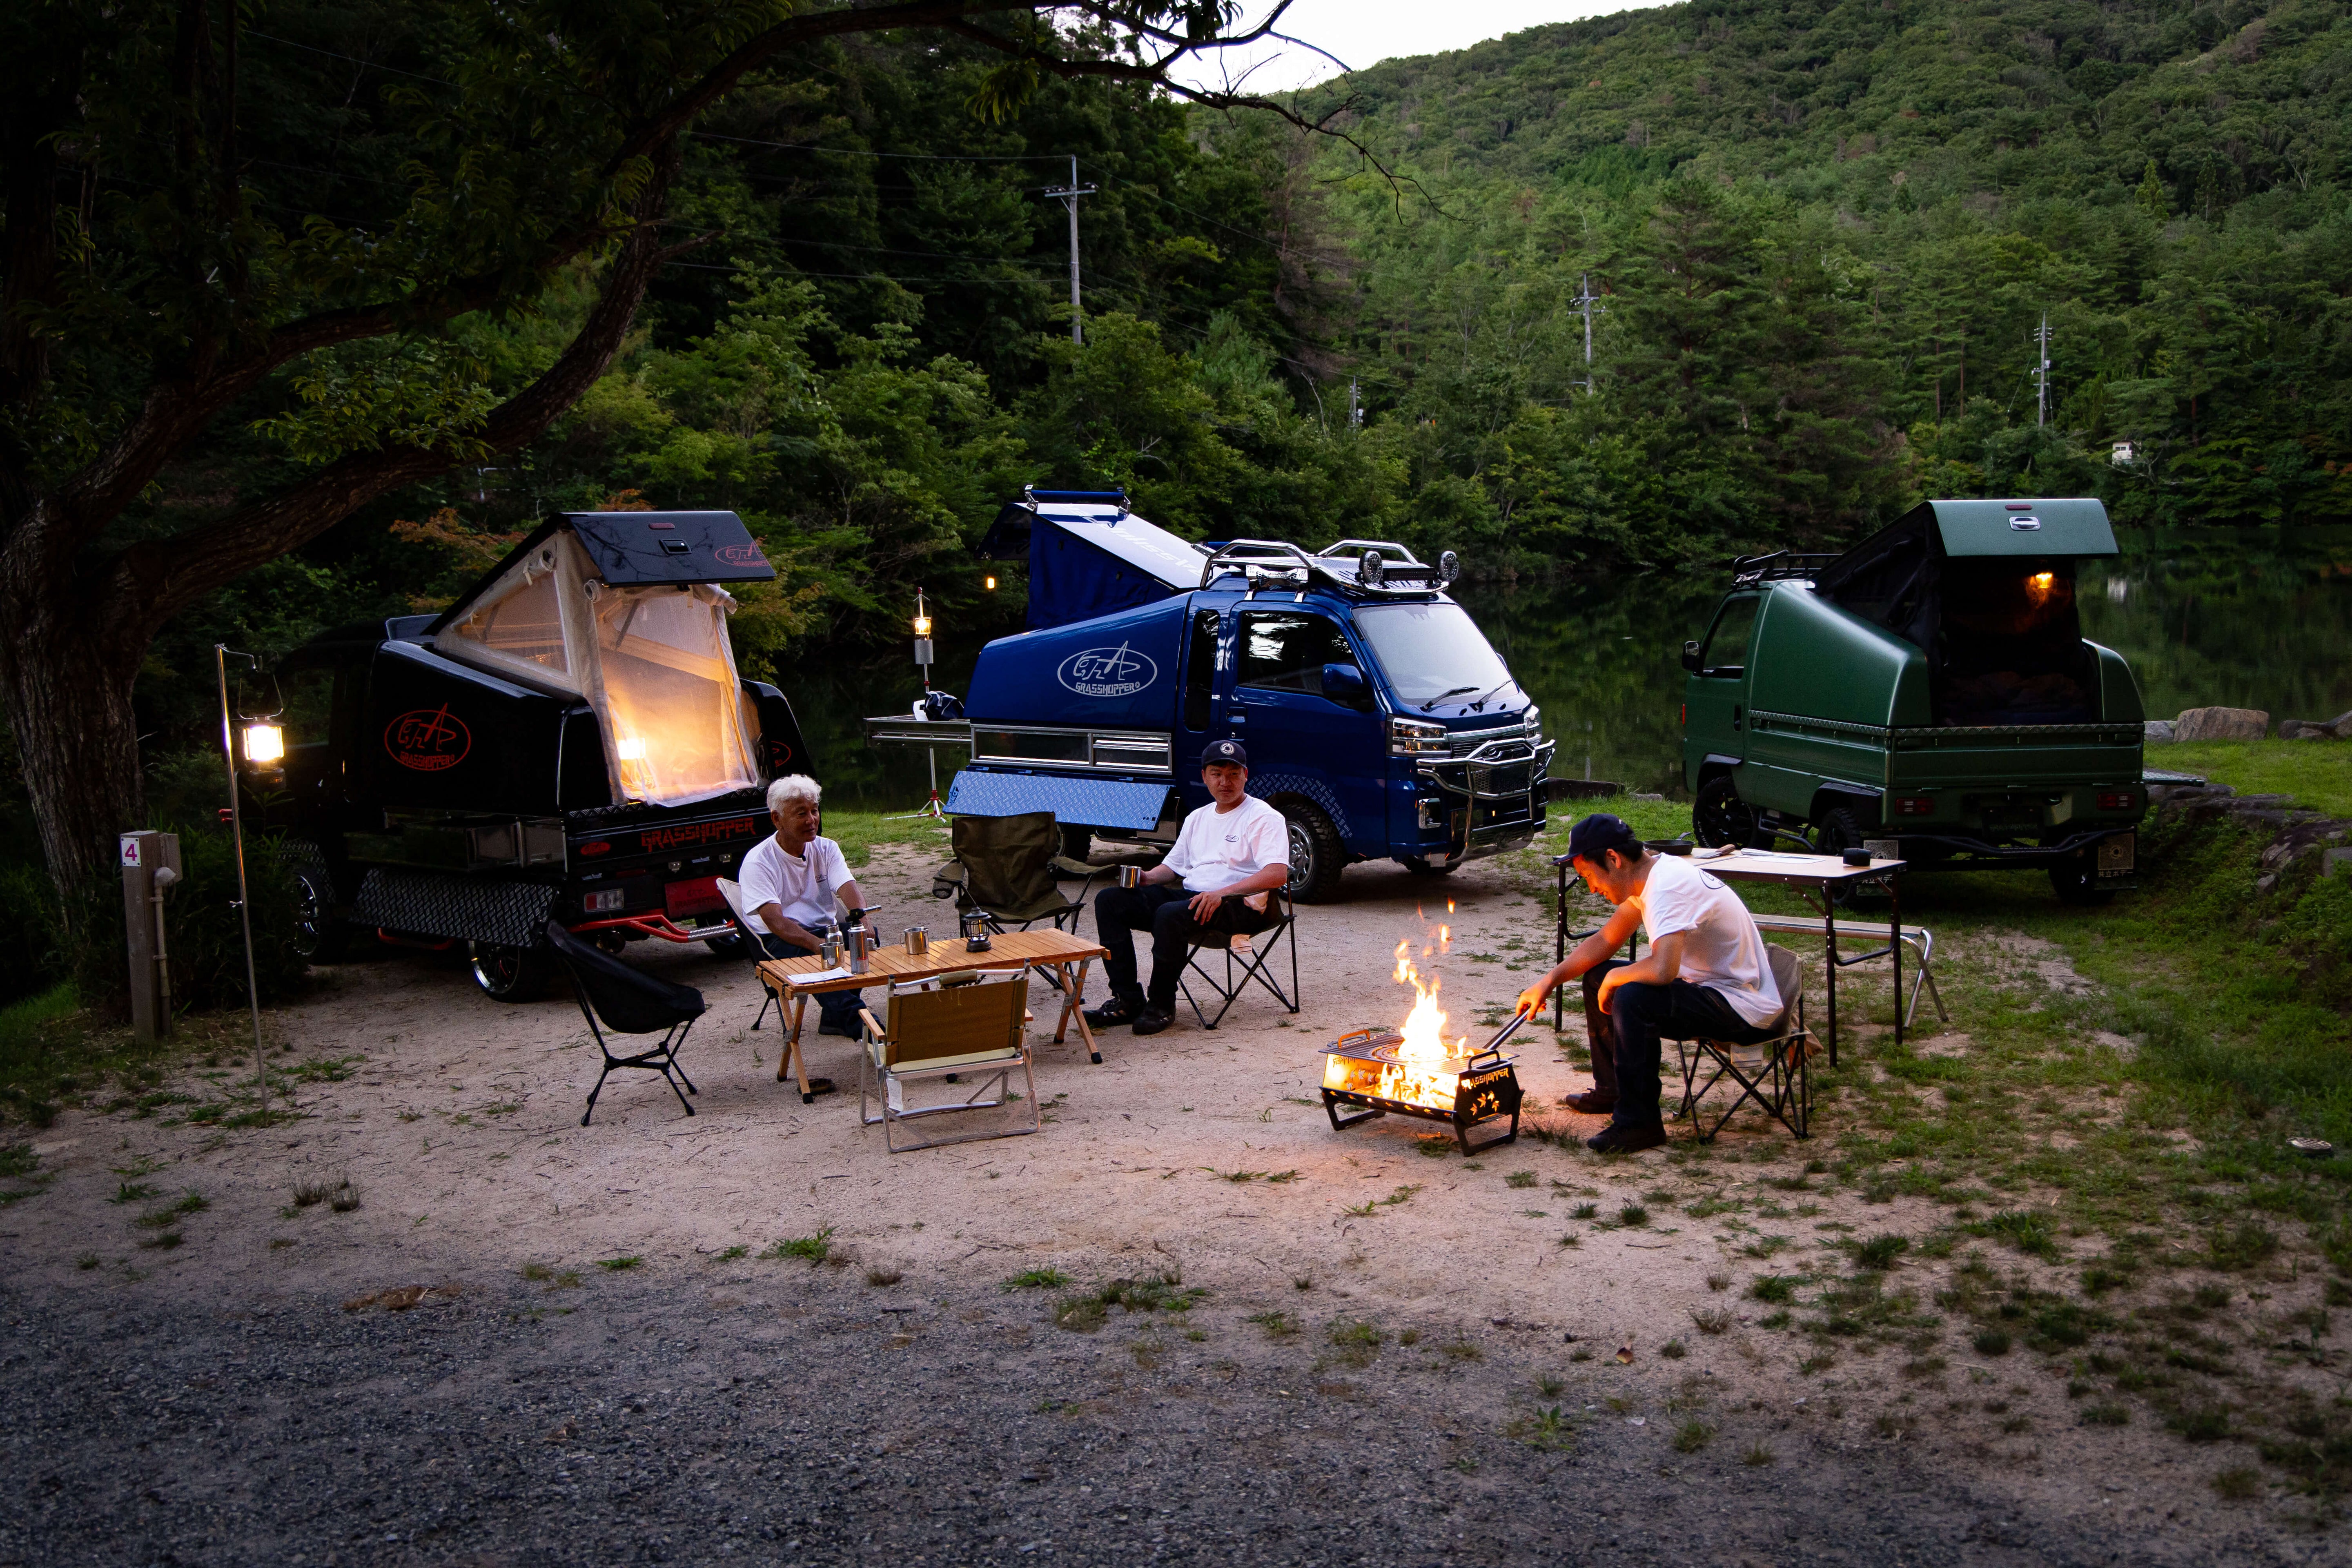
[1551, 849, 1906, 1065]
[757, 928, 1110, 1102]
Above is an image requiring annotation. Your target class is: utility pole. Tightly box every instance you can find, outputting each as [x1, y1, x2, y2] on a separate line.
[1348, 376, 1361, 432]
[2034, 313, 2053, 427]
[1043, 156, 1097, 345]
[1569, 274, 1606, 394]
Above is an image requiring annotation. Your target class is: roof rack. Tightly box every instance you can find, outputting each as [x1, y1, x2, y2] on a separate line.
[1730, 550, 1843, 587]
[1197, 538, 1450, 597]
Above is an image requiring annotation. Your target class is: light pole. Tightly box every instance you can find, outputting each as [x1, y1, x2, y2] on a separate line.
[896, 590, 949, 820]
[215, 646, 281, 1097]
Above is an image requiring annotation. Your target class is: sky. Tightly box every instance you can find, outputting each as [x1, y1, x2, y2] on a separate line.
[1165, 1, 1665, 97]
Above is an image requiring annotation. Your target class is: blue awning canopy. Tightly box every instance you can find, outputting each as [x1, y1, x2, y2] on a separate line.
[944, 771, 1177, 831]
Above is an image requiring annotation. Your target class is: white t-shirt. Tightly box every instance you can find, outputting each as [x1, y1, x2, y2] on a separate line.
[739, 833, 852, 931]
[1163, 795, 1290, 910]
[1629, 854, 1784, 1026]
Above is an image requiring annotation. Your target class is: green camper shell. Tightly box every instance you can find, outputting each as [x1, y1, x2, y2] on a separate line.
[1679, 498, 2147, 902]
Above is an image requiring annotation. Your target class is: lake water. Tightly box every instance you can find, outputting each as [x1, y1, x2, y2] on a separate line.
[795, 525, 2352, 808]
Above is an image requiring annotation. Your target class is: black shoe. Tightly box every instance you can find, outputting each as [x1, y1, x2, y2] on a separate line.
[1130, 1007, 1176, 1037]
[817, 1016, 861, 1038]
[1084, 995, 1146, 1029]
[1586, 1123, 1668, 1154]
[1562, 1091, 1617, 1115]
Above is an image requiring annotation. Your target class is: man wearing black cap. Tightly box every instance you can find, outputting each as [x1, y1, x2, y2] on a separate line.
[1515, 813, 1783, 1152]
[1085, 740, 1290, 1036]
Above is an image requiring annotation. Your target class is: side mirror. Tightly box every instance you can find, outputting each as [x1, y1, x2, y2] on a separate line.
[1682, 640, 1702, 673]
[1321, 662, 1371, 707]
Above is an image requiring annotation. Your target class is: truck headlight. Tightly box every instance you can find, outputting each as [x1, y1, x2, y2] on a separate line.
[1523, 704, 1542, 740]
[1389, 716, 1451, 756]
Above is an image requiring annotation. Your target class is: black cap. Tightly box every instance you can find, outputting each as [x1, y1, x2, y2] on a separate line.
[1201, 739, 1248, 768]
[1566, 812, 1642, 864]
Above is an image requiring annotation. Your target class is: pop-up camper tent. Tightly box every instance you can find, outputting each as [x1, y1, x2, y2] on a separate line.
[978, 489, 1208, 632]
[426, 511, 778, 806]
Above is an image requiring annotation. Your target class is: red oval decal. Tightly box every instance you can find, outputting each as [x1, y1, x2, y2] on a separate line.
[713, 542, 768, 568]
[384, 706, 472, 772]
[578, 840, 611, 857]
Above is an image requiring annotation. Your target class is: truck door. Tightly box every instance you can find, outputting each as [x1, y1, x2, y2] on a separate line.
[1172, 604, 1227, 787]
[1230, 608, 1384, 853]
[1684, 593, 1760, 791]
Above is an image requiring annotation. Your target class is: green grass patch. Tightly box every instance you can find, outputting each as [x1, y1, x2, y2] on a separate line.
[813, 809, 950, 871]
[2158, 739, 2352, 820]
[761, 1228, 835, 1263]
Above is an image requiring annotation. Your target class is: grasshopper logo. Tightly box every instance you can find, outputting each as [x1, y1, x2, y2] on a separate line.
[1057, 642, 1156, 699]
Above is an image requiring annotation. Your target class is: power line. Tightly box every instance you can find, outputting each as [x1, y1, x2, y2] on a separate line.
[694, 131, 1071, 165]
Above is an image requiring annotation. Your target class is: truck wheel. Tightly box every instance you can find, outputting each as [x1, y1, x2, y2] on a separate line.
[1281, 802, 1347, 904]
[1811, 806, 1869, 858]
[1058, 825, 1091, 862]
[702, 931, 752, 960]
[1693, 776, 1763, 849]
[2048, 854, 2115, 906]
[469, 940, 551, 1002]
[1401, 856, 1459, 877]
[290, 867, 350, 963]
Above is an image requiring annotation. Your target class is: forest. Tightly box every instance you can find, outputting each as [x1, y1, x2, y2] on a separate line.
[2, 0, 2349, 920]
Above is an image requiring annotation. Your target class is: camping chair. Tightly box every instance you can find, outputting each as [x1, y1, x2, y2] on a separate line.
[931, 811, 1103, 938]
[858, 968, 1038, 1152]
[1672, 945, 1815, 1142]
[714, 877, 780, 1032]
[545, 920, 706, 1127]
[1176, 888, 1301, 1030]
[1745, 913, 1947, 1030]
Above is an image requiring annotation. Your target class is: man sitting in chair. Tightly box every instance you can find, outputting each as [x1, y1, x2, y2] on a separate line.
[741, 774, 871, 1038]
[1515, 813, 1781, 1153]
[1084, 740, 1289, 1037]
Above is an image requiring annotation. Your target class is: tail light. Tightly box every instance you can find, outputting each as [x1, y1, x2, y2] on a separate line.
[1892, 796, 1934, 817]
[1679, 703, 1687, 727]
[2096, 791, 2140, 812]
[583, 889, 626, 913]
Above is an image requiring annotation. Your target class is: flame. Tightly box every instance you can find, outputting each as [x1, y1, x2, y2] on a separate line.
[1376, 942, 1470, 1109]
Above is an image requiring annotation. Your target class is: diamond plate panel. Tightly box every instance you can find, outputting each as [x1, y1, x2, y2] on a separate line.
[1246, 773, 1353, 840]
[944, 770, 1176, 830]
[352, 869, 560, 949]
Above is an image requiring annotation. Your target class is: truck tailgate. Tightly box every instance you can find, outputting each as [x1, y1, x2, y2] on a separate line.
[1888, 722, 2144, 786]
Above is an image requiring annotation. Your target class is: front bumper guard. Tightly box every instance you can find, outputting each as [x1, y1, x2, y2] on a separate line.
[1417, 738, 1556, 864]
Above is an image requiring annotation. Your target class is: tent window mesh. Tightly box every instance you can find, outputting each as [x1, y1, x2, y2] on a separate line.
[451, 570, 568, 674]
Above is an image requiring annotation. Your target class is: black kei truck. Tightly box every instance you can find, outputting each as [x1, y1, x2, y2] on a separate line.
[254, 510, 810, 1000]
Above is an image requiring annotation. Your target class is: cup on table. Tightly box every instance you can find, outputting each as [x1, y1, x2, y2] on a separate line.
[904, 927, 927, 956]
[1117, 864, 1143, 889]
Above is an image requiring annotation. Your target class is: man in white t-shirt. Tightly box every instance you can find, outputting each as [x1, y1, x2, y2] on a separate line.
[1084, 739, 1290, 1037]
[739, 774, 871, 1037]
[1515, 813, 1783, 1153]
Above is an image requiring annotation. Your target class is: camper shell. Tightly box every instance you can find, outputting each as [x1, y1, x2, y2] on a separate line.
[870, 490, 1553, 899]
[1680, 497, 2147, 900]
[260, 510, 810, 998]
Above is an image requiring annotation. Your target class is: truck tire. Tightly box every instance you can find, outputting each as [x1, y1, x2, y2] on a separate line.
[1058, 825, 1091, 862]
[702, 931, 752, 960]
[290, 866, 350, 963]
[1811, 806, 1869, 858]
[469, 940, 551, 1002]
[1693, 776, 1764, 849]
[2048, 853, 2115, 906]
[1401, 856, 1459, 877]
[1281, 801, 1347, 904]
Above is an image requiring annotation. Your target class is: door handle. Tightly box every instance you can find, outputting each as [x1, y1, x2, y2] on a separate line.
[1731, 703, 1743, 731]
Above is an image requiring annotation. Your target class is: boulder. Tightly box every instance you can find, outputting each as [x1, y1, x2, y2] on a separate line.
[2143, 719, 2176, 744]
[2278, 708, 2352, 741]
[2172, 706, 2270, 742]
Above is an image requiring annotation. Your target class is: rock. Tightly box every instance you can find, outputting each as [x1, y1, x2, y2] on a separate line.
[2172, 706, 2270, 742]
[2279, 708, 2352, 741]
[2143, 719, 2176, 744]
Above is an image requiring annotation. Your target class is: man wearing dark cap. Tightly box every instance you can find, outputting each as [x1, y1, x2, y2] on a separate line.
[1085, 741, 1290, 1036]
[1515, 813, 1783, 1152]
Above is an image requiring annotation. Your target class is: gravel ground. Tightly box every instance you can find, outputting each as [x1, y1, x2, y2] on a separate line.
[2, 1265, 2334, 1568]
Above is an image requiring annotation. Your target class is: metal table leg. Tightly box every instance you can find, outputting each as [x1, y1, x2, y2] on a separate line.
[1818, 890, 1840, 1068]
[1888, 872, 1903, 1048]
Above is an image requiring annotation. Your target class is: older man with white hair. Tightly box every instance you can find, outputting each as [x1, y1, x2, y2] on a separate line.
[739, 774, 871, 1038]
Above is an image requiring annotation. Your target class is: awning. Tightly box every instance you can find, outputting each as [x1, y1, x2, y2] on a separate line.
[944, 770, 1178, 831]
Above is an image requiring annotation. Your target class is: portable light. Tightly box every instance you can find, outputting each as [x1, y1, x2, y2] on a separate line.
[984, 575, 997, 591]
[242, 721, 285, 766]
[911, 588, 933, 639]
[615, 735, 648, 762]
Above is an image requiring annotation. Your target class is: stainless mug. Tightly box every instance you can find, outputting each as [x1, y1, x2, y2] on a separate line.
[846, 924, 871, 975]
[819, 933, 840, 967]
[1117, 864, 1143, 889]
[904, 926, 928, 956]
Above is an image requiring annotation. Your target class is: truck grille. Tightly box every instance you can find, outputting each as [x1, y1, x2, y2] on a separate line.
[1448, 730, 1535, 761]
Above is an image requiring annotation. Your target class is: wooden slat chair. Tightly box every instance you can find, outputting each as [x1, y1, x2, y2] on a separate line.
[1176, 888, 1301, 1030]
[1673, 944, 1817, 1141]
[858, 969, 1039, 1152]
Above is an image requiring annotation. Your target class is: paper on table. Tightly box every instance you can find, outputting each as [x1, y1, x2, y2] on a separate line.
[791, 966, 854, 984]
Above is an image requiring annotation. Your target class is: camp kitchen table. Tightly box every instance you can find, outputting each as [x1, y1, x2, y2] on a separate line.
[1551, 849, 1906, 1065]
[758, 929, 1111, 1102]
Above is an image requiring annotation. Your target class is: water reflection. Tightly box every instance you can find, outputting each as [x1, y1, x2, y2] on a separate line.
[790, 525, 2352, 810]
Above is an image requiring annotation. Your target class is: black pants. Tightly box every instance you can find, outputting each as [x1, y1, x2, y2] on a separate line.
[1583, 959, 1774, 1130]
[757, 929, 864, 1030]
[1094, 883, 1275, 1011]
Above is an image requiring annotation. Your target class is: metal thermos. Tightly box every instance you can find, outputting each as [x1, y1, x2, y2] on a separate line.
[1117, 864, 1143, 889]
[904, 927, 928, 956]
[846, 924, 871, 975]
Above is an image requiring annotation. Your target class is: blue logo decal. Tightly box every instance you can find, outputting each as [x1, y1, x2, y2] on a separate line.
[1057, 643, 1157, 698]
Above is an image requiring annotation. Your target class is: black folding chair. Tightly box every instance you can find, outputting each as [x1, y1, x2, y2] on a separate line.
[545, 920, 707, 1126]
[1177, 889, 1302, 1030]
[1672, 946, 1815, 1142]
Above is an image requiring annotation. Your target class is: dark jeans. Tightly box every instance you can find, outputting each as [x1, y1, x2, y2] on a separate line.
[1582, 958, 1774, 1130]
[1094, 883, 1275, 1012]
[757, 929, 865, 1031]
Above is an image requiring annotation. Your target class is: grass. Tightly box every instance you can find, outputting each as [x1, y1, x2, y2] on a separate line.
[2157, 738, 2352, 818]
[1246, 1311, 1300, 1340]
[1506, 1405, 1573, 1452]
[1051, 1271, 1206, 1333]
[1002, 1268, 1070, 1291]
[761, 1228, 834, 1263]
[595, 1255, 643, 1272]
[1671, 1419, 1715, 1453]
[813, 808, 949, 871]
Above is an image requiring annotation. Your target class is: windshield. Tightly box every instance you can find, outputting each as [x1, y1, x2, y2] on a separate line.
[1352, 602, 1517, 710]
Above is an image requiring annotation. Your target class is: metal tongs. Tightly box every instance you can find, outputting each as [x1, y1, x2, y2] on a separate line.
[1468, 1004, 1537, 1066]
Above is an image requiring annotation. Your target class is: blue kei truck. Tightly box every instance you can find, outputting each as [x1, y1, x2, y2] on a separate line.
[870, 490, 1555, 900]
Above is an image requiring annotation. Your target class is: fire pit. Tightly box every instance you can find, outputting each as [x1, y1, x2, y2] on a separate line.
[1319, 940, 1523, 1154]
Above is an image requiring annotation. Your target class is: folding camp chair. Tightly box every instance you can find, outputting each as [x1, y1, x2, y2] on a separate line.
[714, 877, 778, 1031]
[1177, 888, 1301, 1030]
[1672, 945, 1815, 1141]
[857, 969, 1039, 1152]
[545, 920, 706, 1126]
[931, 811, 1104, 936]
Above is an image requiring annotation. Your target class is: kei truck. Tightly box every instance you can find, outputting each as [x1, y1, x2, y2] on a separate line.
[254, 509, 811, 999]
[1680, 497, 2150, 903]
[867, 490, 1556, 900]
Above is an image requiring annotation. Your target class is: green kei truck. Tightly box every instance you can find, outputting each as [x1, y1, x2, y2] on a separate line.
[1680, 497, 2147, 903]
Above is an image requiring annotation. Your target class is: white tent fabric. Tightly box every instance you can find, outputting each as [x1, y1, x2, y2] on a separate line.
[434, 533, 760, 806]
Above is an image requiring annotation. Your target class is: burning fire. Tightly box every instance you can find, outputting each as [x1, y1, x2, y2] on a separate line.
[1381, 938, 1470, 1109]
